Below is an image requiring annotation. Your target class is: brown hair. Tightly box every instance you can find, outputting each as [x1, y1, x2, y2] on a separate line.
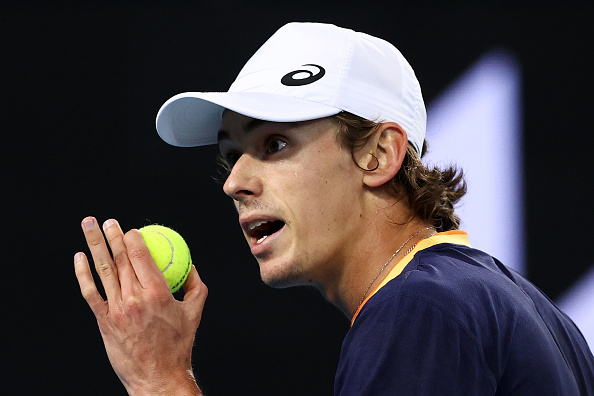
[332, 112, 467, 232]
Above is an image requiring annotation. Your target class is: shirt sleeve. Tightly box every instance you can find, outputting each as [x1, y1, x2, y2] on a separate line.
[335, 293, 496, 396]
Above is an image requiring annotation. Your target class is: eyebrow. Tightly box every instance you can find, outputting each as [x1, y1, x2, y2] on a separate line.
[217, 118, 269, 143]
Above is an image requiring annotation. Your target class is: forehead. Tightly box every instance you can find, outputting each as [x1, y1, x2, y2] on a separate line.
[218, 110, 264, 143]
[217, 110, 337, 145]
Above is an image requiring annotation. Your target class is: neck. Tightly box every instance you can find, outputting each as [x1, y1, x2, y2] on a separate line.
[321, 216, 435, 318]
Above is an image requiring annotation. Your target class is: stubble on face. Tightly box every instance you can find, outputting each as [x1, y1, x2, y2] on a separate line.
[221, 112, 364, 292]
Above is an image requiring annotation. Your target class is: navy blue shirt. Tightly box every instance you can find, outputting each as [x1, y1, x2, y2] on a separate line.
[336, 235, 594, 395]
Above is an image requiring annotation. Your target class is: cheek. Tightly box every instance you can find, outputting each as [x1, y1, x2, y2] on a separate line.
[287, 161, 360, 228]
[267, 136, 361, 223]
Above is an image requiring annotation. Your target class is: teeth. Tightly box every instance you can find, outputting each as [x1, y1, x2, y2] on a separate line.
[249, 220, 268, 230]
[257, 235, 268, 244]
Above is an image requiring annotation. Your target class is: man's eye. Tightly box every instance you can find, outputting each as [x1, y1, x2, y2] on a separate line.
[265, 138, 287, 154]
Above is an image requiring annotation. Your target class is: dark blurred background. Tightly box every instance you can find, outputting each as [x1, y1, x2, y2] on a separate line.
[3, 1, 593, 394]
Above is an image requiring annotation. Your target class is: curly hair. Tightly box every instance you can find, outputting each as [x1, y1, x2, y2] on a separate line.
[332, 112, 467, 232]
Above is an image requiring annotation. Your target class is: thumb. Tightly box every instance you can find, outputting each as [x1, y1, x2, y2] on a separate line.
[182, 265, 208, 312]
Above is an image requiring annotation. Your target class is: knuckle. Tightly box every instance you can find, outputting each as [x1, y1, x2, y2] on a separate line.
[110, 304, 126, 320]
[110, 306, 131, 328]
[128, 248, 149, 262]
[107, 232, 123, 246]
[123, 295, 142, 314]
[80, 285, 96, 302]
[95, 260, 114, 277]
[88, 235, 104, 248]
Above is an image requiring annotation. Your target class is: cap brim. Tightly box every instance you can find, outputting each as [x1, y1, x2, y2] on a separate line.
[156, 92, 341, 147]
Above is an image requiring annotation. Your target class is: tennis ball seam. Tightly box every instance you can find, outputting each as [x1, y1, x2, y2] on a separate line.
[169, 258, 192, 291]
[139, 225, 192, 293]
[141, 230, 174, 273]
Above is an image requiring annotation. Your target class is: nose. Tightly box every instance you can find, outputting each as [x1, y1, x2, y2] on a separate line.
[223, 154, 262, 200]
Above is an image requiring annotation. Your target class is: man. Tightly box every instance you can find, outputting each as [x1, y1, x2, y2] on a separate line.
[75, 22, 594, 395]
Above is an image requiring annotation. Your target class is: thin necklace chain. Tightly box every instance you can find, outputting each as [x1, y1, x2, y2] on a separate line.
[359, 227, 436, 307]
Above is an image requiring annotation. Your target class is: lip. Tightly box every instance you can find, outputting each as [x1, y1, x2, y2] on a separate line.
[239, 215, 286, 257]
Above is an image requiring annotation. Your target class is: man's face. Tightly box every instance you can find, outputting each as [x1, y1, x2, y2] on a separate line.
[218, 111, 366, 289]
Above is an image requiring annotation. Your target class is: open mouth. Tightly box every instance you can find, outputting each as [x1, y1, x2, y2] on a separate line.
[247, 220, 285, 244]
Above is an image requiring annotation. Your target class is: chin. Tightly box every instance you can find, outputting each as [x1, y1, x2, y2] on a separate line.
[260, 270, 301, 289]
[258, 258, 306, 289]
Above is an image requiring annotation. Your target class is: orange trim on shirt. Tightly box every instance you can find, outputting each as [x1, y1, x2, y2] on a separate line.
[350, 230, 470, 326]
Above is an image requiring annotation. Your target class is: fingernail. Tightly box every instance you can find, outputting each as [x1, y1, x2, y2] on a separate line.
[82, 218, 95, 230]
[74, 252, 84, 263]
[103, 219, 116, 230]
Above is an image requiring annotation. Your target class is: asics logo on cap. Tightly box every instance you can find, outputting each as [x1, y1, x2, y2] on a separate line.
[281, 64, 325, 86]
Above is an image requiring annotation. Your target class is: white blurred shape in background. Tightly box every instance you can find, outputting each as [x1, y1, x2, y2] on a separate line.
[424, 49, 593, 348]
[424, 49, 524, 274]
[557, 266, 594, 348]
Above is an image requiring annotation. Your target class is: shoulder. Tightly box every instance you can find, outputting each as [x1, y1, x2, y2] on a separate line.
[342, 243, 594, 395]
[337, 247, 500, 394]
[342, 244, 516, 386]
[364, 243, 521, 320]
[351, 244, 503, 358]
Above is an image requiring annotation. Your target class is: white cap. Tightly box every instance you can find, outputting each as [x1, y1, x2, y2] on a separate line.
[156, 22, 427, 154]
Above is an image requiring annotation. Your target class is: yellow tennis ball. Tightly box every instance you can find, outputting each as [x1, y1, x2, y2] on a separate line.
[139, 224, 192, 293]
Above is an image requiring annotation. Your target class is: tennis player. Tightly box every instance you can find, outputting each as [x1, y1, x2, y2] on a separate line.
[75, 22, 594, 395]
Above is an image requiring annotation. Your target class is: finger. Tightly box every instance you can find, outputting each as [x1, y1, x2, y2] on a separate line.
[74, 252, 107, 318]
[81, 216, 121, 302]
[103, 219, 140, 295]
[123, 229, 168, 290]
[182, 265, 208, 319]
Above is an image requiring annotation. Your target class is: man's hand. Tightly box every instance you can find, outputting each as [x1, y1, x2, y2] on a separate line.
[74, 217, 207, 395]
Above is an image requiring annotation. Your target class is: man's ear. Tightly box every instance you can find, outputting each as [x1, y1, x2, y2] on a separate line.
[362, 122, 408, 188]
